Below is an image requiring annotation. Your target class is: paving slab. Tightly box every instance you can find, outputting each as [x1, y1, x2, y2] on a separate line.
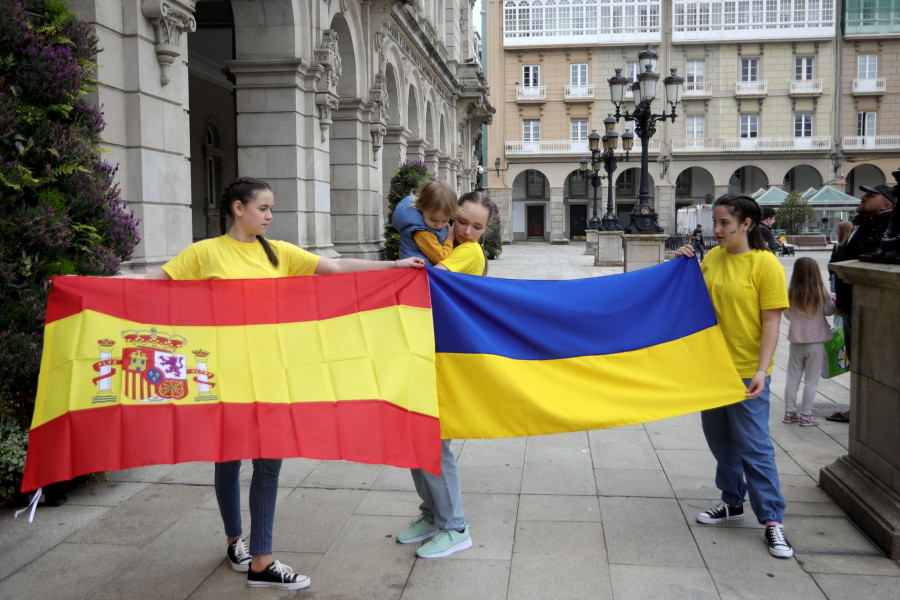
[656, 448, 720, 499]
[371, 465, 418, 492]
[306, 514, 414, 599]
[456, 437, 526, 466]
[404, 558, 510, 600]
[459, 465, 523, 494]
[457, 492, 519, 560]
[64, 479, 150, 506]
[600, 497, 705, 568]
[643, 413, 709, 450]
[508, 520, 612, 600]
[608, 564, 719, 600]
[299, 461, 385, 490]
[187, 552, 321, 600]
[693, 527, 827, 600]
[0, 541, 139, 600]
[87, 508, 224, 600]
[788, 515, 884, 554]
[521, 445, 595, 496]
[797, 553, 900, 576]
[355, 489, 423, 518]
[595, 468, 675, 498]
[811, 574, 900, 600]
[275, 487, 366, 553]
[516, 494, 602, 522]
[68, 483, 213, 546]
[588, 428, 662, 471]
[525, 431, 589, 446]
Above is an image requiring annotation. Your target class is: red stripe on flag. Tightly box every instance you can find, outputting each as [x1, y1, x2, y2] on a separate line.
[21, 401, 441, 493]
[45, 269, 431, 325]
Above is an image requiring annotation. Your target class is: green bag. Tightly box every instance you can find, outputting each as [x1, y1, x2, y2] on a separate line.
[821, 323, 850, 379]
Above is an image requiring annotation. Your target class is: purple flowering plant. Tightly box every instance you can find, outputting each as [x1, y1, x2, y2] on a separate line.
[0, 0, 140, 503]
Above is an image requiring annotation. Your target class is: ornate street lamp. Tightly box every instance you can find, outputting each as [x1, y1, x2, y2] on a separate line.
[608, 45, 683, 234]
[584, 116, 632, 231]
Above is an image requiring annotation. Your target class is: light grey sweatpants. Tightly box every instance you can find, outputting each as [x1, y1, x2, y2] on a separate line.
[784, 341, 825, 415]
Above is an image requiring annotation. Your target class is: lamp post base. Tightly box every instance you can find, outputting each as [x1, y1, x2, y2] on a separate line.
[624, 205, 663, 234]
[622, 233, 668, 272]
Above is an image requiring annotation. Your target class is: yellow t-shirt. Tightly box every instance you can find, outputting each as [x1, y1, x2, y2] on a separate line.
[439, 242, 486, 275]
[162, 235, 320, 280]
[700, 246, 788, 377]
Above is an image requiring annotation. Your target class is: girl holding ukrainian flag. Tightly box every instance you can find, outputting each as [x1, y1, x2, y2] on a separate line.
[397, 191, 492, 559]
[124, 177, 424, 590]
[676, 194, 794, 560]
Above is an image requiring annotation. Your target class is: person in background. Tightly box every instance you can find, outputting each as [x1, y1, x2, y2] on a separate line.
[829, 221, 853, 293]
[392, 181, 459, 266]
[782, 257, 836, 427]
[692, 223, 706, 261]
[826, 184, 894, 422]
[760, 206, 779, 253]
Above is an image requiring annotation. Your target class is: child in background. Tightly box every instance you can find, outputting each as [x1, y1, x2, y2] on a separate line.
[783, 257, 835, 427]
[392, 181, 459, 266]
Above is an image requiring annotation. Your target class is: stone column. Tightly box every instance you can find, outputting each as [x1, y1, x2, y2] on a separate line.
[585, 229, 598, 256]
[382, 126, 410, 214]
[594, 231, 624, 267]
[713, 184, 731, 200]
[549, 187, 567, 244]
[490, 187, 512, 243]
[78, 0, 196, 272]
[407, 138, 427, 163]
[622, 234, 668, 272]
[227, 58, 337, 257]
[655, 183, 676, 233]
[820, 261, 900, 559]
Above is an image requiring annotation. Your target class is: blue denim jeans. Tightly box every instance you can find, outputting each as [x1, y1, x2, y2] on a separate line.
[215, 458, 282, 556]
[409, 439, 466, 531]
[700, 376, 786, 524]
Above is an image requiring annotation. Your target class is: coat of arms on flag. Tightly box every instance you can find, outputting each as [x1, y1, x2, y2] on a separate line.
[91, 328, 216, 404]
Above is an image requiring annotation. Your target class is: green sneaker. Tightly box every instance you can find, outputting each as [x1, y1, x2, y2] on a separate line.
[416, 526, 472, 559]
[397, 514, 439, 544]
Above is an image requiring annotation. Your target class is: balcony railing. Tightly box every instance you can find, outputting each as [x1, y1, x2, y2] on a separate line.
[789, 79, 823, 96]
[516, 86, 546, 101]
[564, 84, 595, 100]
[505, 139, 659, 156]
[852, 78, 886, 94]
[735, 81, 768, 96]
[671, 137, 830, 153]
[841, 135, 900, 151]
[683, 81, 712, 98]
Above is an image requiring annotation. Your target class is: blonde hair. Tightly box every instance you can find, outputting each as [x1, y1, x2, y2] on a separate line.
[788, 257, 829, 317]
[836, 220, 853, 246]
[411, 181, 458, 218]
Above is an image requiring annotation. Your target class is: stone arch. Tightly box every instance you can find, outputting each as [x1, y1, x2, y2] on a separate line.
[508, 168, 551, 241]
[674, 166, 715, 207]
[439, 116, 447, 153]
[329, 15, 358, 97]
[728, 165, 768, 195]
[845, 164, 886, 197]
[783, 165, 824, 192]
[384, 61, 402, 124]
[425, 102, 435, 147]
[231, 0, 309, 59]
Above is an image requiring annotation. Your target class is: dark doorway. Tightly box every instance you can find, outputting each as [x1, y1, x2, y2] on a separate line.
[570, 204, 587, 239]
[527, 205, 545, 238]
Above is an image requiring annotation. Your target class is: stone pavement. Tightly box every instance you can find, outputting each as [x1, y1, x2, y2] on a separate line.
[2, 244, 898, 600]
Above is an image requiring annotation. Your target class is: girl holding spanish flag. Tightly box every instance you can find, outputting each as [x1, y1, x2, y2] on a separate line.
[676, 193, 794, 560]
[125, 177, 424, 590]
[397, 191, 492, 559]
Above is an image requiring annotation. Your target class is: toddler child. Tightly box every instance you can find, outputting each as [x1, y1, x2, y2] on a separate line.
[783, 257, 836, 427]
[392, 181, 458, 266]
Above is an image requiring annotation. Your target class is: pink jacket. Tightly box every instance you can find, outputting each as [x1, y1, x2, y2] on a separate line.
[784, 296, 836, 343]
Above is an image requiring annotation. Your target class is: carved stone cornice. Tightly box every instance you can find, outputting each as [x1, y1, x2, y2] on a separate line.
[141, 0, 197, 86]
[315, 29, 342, 96]
[315, 93, 340, 143]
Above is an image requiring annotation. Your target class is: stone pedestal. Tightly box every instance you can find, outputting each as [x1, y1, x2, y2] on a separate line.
[820, 261, 900, 559]
[584, 229, 597, 256]
[622, 234, 668, 272]
[589, 230, 624, 266]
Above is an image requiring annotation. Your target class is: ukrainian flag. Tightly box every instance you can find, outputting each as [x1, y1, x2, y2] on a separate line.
[429, 257, 746, 439]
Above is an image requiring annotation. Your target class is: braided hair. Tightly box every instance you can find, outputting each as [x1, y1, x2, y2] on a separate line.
[221, 177, 279, 267]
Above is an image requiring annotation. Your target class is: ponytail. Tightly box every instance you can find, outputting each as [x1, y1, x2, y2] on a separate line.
[222, 177, 279, 267]
[714, 194, 768, 251]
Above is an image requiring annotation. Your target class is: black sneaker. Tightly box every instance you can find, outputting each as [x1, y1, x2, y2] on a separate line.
[765, 524, 794, 558]
[696, 502, 744, 524]
[247, 560, 311, 590]
[226, 538, 251, 572]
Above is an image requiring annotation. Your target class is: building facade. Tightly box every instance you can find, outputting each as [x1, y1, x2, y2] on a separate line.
[70, 0, 491, 269]
[484, 0, 900, 242]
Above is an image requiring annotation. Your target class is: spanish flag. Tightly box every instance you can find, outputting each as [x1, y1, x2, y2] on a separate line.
[21, 269, 441, 493]
[429, 257, 746, 439]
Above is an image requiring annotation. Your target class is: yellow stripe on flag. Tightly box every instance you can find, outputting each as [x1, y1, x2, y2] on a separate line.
[436, 327, 746, 439]
[33, 305, 436, 428]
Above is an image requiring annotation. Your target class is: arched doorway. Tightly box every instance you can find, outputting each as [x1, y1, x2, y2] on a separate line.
[783, 165, 824, 192]
[729, 166, 768, 194]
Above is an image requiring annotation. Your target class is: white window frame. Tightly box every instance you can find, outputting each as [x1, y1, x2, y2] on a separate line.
[686, 115, 705, 139]
[523, 64, 541, 87]
[741, 58, 759, 82]
[858, 55, 877, 79]
[570, 63, 588, 86]
[795, 56, 814, 80]
[686, 60, 705, 83]
[523, 119, 541, 142]
[570, 118, 588, 141]
[857, 111, 876, 137]
[740, 114, 759, 138]
[794, 114, 813, 137]
[626, 61, 640, 84]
